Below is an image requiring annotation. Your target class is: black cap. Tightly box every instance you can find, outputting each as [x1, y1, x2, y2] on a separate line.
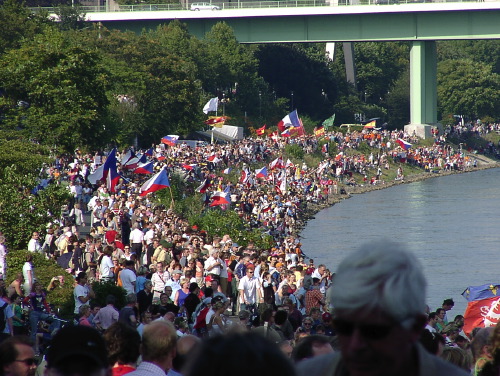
[46, 326, 108, 369]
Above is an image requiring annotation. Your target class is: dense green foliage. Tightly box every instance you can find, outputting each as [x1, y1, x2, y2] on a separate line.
[6, 250, 74, 315]
[2, 3, 500, 144]
[0, 134, 70, 249]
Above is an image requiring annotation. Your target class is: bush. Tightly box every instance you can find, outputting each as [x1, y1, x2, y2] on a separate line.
[6, 250, 74, 317]
[91, 280, 127, 310]
[284, 143, 304, 160]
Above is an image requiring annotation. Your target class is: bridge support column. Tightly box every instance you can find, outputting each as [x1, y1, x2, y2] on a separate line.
[408, 41, 437, 139]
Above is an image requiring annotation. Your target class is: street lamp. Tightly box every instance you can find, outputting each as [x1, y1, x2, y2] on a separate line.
[259, 91, 262, 118]
[291, 91, 294, 111]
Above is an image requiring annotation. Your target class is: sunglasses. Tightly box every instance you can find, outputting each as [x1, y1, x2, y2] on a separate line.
[15, 358, 37, 366]
[332, 318, 394, 340]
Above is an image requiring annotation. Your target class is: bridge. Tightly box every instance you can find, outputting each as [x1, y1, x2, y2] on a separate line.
[70, 1, 500, 134]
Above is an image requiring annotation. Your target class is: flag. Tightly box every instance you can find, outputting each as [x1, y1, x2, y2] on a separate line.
[314, 127, 325, 137]
[281, 129, 291, 137]
[256, 125, 266, 136]
[322, 143, 329, 154]
[364, 120, 376, 129]
[87, 164, 105, 185]
[145, 147, 154, 157]
[120, 149, 134, 166]
[106, 165, 120, 192]
[139, 168, 170, 196]
[162, 135, 179, 146]
[396, 138, 412, 150]
[269, 131, 279, 141]
[285, 159, 295, 168]
[277, 110, 301, 131]
[269, 157, 284, 170]
[196, 178, 211, 193]
[134, 162, 154, 174]
[255, 166, 268, 179]
[88, 148, 118, 191]
[203, 97, 219, 114]
[207, 155, 221, 163]
[204, 116, 226, 128]
[209, 191, 229, 207]
[462, 284, 500, 336]
[181, 164, 197, 171]
[322, 113, 335, 129]
[240, 168, 250, 184]
[123, 154, 143, 170]
[223, 167, 232, 174]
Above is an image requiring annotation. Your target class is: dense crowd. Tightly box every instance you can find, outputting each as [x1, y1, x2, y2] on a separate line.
[0, 124, 493, 376]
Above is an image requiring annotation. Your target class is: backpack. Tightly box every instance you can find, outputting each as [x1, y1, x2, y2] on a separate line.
[0, 302, 7, 332]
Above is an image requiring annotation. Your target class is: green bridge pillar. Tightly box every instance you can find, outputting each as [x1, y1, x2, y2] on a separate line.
[409, 41, 437, 138]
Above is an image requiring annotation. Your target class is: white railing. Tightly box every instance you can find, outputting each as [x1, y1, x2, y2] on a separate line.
[30, 0, 488, 13]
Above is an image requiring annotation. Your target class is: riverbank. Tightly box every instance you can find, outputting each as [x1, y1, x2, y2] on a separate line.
[295, 156, 500, 236]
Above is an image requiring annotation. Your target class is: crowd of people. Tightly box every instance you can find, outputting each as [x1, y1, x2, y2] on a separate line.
[0, 124, 494, 376]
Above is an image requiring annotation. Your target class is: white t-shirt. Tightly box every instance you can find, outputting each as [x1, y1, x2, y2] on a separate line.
[74, 284, 90, 314]
[238, 275, 260, 304]
[99, 255, 114, 279]
[22, 262, 35, 294]
[120, 268, 137, 295]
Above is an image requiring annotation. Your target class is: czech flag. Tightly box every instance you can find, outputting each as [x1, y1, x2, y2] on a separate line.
[120, 149, 134, 166]
[196, 178, 211, 193]
[162, 135, 179, 146]
[462, 284, 500, 337]
[256, 166, 268, 179]
[240, 168, 250, 184]
[281, 129, 291, 137]
[134, 162, 154, 174]
[139, 168, 170, 196]
[145, 147, 154, 157]
[223, 167, 232, 174]
[396, 138, 412, 150]
[209, 191, 229, 207]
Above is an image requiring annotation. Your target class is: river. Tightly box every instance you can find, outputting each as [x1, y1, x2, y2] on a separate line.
[300, 167, 500, 317]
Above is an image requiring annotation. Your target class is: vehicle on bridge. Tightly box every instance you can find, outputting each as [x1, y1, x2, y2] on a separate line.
[190, 2, 221, 10]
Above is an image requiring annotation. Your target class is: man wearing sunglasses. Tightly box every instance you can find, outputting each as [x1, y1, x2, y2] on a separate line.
[0, 336, 37, 376]
[296, 240, 468, 376]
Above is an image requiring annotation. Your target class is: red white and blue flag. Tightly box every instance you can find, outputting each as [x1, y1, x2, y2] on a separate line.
[209, 191, 230, 207]
[145, 147, 154, 157]
[88, 148, 119, 192]
[223, 167, 232, 174]
[196, 178, 212, 194]
[255, 166, 268, 179]
[240, 168, 250, 184]
[139, 168, 170, 196]
[134, 162, 154, 174]
[396, 138, 412, 150]
[162, 135, 179, 146]
[462, 284, 500, 337]
[277, 110, 301, 132]
[120, 149, 134, 166]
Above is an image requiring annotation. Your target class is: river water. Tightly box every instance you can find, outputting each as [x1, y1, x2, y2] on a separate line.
[300, 167, 500, 316]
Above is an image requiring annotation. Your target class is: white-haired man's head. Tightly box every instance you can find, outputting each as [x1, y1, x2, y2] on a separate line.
[329, 240, 427, 326]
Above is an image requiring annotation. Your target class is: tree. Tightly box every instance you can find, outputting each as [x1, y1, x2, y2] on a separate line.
[437, 59, 500, 119]
[0, 134, 70, 249]
[0, 28, 110, 151]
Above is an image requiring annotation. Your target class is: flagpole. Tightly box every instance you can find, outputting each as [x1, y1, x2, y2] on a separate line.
[168, 186, 175, 210]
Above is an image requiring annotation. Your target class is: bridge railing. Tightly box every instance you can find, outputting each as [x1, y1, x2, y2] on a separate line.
[30, 0, 486, 14]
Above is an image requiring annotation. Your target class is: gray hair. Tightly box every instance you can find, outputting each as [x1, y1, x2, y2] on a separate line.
[329, 240, 426, 325]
